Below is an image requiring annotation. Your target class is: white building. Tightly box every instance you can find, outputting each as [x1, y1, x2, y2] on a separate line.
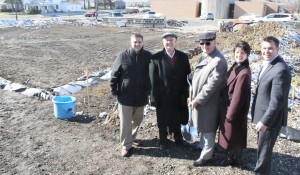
[23, 0, 81, 13]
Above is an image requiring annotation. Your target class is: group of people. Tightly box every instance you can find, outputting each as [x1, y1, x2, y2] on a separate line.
[110, 31, 291, 175]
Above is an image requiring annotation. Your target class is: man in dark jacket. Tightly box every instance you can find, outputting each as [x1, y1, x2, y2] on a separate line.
[110, 33, 152, 157]
[251, 36, 291, 174]
[149, 32, 191, 150]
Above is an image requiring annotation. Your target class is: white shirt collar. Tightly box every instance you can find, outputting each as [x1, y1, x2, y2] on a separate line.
[166, 50, 175, 58]
[264, 55, 278, 65]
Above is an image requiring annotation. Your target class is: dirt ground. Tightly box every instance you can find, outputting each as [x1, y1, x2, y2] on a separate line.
[1, 21, 300, 175]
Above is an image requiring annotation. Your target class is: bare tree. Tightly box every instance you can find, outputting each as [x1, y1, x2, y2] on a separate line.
[4, 0, 22, 12]
[4, 0, 15, 11]
[99, 0, 113, 10]
[108, 0, 113, 9]
[19, 0, 23, 11]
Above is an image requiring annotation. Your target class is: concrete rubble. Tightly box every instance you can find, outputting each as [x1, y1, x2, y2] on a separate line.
[0, 69, 111, 100]
[0, 18, 101, 29]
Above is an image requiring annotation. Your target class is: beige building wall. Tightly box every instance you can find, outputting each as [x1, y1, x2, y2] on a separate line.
[151, 0, 200, 19]
[151, 0, 281, 19]
[234, 1, 280, 19]
[265, 2, 279, 14]
[234, 1, 266, 19]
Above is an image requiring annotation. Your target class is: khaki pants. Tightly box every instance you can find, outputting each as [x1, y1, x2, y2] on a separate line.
[118, 103, 144, 150]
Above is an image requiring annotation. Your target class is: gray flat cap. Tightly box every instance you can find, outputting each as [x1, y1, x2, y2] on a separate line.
[162, 32, 177, 39]
[198, 32, 216, 41]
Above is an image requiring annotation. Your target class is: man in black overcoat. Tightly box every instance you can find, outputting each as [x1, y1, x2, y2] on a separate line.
[149, 32, 191, 150]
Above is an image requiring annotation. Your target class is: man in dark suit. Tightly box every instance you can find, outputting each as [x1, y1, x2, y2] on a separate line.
[251, 36, 291, 175]
[149, 32, 191, 150]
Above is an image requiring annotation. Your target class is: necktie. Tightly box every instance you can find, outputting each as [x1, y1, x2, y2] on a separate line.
[170, 57, 175, 67]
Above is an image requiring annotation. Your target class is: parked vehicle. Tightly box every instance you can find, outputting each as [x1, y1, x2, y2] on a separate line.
[144, 11, 156, 18]
[260, 13, 295, 22]
[84, 11, 96, 17]
[200, 13, 214, 20]
[239, 13, 261, 22]
[132, 9, 139, 13]
[126, 8, 139, 14]
[108, 11, 123, 17]
[97, 11, 124, 21]
[122, 10, 128, 14]
[140, 9, 151, 13]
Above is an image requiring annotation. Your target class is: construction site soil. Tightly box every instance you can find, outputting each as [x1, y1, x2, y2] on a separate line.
[1, 21, 300, 175]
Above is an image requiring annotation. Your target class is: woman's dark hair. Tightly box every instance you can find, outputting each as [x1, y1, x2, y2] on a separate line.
[233, 41, 251, 56]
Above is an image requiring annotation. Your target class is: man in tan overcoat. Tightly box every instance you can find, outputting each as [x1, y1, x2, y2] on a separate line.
[189, 32, 227, 166]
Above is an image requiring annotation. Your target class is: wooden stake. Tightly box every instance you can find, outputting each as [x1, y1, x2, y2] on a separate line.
[86, 66, 90, 115]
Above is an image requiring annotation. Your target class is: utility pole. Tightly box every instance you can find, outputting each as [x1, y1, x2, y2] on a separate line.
[95, 0, 99, 21]
[15, 0, 18, 20]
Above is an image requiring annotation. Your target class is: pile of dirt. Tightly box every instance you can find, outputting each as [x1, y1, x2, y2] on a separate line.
[0, 22, 299, 175]
[217, 22, 285, 53]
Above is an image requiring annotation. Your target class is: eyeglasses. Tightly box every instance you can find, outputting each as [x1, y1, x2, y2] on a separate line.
[199, 41, 211, 46]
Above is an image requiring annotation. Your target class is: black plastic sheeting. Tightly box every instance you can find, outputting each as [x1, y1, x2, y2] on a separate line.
[280, 126, 300, 142]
